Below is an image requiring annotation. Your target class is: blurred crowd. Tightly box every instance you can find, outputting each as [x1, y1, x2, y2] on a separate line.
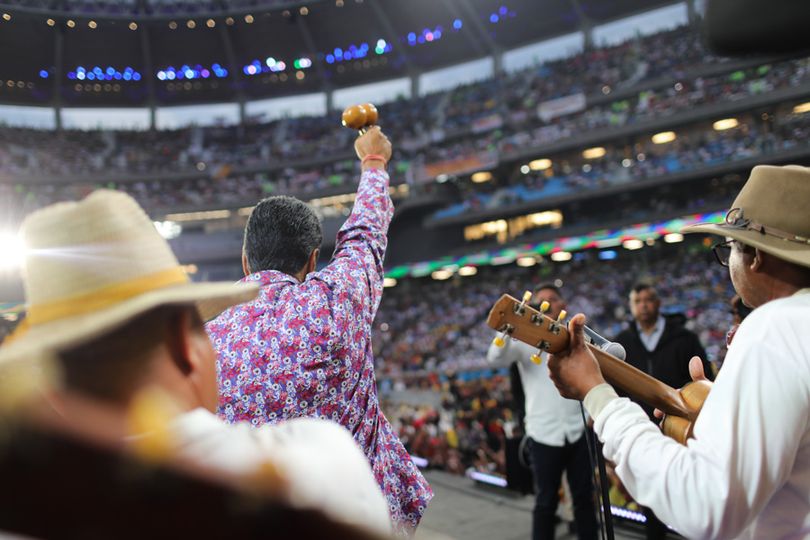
[378, 241, 736, 477]
[2, 26, 809, 217]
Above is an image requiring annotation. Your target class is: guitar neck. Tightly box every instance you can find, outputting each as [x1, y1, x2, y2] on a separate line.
[587, 344, 695, 419]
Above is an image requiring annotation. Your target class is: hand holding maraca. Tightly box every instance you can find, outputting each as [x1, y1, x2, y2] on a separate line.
[343, 103, 390, 171]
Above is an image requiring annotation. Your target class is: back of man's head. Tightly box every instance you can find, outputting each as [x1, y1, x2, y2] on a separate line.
[243, 196, 323, 276]
[57, 305, 203, 405]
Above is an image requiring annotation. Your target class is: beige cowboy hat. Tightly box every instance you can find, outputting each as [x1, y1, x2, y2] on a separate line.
[0, 190, 257, 365]
[682, 165, 810, 269]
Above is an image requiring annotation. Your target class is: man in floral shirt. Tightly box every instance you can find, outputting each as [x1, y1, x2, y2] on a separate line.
[207, 126, 432, 533]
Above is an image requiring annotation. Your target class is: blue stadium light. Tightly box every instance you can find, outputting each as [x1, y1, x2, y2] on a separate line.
[325, 54, 335, 64]
[166, 70, 176, 80]
[106, 67, 115, 75]
[156, 71, 165, 81]
[200, 68, 210, 78]
[489, 13, 499, 23]
[87, 72, 96, 80]
[114, 73, 122, 80]
[67, 71, 76, 80]
[133, 72, 141, 81]
[453, 18, 462, 30]
[76, 71, 85, 80]
[499, 5, 507, 15]
[38, 70, 48, 79]
[599, 250, 618, 260]
[266, 57, 276, 67]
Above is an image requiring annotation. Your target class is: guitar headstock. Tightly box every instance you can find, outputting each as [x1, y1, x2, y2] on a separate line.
[486, 293, 570, 354]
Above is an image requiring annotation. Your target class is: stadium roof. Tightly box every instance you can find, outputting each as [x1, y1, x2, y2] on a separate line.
[0, 0, 678, 108]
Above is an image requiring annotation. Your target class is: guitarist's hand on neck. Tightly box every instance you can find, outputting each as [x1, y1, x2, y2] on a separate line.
[547, 314, 607, 401]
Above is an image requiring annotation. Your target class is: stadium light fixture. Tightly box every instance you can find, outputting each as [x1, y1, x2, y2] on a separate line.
[458, 265, 477, 277]
[0, 232, 25, 271]
[169, 21, 178, 29]
[664, 233, 684, 243]
[244, 14, 254, 23]
[383, 277, 397, 288]
[88, 20, 97, 29]
[550, 251, 572, 262]
[622, 239, 644, 250]
[186, 20, 196, 29]
[66, 19, 75, 28]
[793, 102, 810, 114]
[713, 118, 739, 131]
[651, 131, 676, 144]
[2, 13, 10, 21]
[129, 21, 138, 30]
[46, 18, 55, 26]
[300, 6, 309, 15]
[471, 171, 492, 183]
[529, 158, 551, 171]
[582, 147, 606, 159]
[431, 269, 453, 280]
[520, 165, 530, 174]
[516, 256, 537, 267]
[206, 19, 215, 28]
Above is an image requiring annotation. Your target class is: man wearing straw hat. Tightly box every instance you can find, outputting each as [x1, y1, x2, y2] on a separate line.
[206, 126, 431, 533]
[546, 164, 810, 538]
[0, 190, 392, 537]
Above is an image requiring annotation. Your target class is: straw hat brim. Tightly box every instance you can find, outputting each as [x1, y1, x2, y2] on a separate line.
[0, 281, 258, 365]
[682, 222, 810, 269]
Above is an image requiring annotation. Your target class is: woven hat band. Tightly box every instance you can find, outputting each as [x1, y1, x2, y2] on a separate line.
[25, 266, 189, 327]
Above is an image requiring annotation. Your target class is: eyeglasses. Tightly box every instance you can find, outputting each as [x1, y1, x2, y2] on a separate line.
[712, 240, 734, 267]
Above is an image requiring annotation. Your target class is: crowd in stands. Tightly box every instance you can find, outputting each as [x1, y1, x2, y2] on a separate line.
[435, 107, 810, 219]
[377, 241, 735, 477]
[2, 25, 809, 216]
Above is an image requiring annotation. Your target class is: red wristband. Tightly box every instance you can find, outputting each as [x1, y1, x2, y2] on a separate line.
[361, 154, 387, 167]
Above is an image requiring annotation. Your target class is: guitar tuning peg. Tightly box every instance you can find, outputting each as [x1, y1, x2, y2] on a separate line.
[521, 290, 532, 304]
[540, 301, 550, 313]
[530, 353, 542, 365]
[557, 310, 568, 322]
[493, 335, 508, 348]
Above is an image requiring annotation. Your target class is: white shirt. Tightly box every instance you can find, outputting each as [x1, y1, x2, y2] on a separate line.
[488, 336, 585, 446]
[637, 314, 666, 352]
[584, 290, 810, 539]
[171, 410, 392, 537]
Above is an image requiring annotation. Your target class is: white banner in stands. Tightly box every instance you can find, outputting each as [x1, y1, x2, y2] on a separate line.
[537, 93, 586, 122]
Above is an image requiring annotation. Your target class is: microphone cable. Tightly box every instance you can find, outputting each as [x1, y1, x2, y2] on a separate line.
[580, 403, 615, 540]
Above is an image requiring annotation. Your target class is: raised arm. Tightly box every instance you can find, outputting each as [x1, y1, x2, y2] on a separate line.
[309, 127, 394, 323]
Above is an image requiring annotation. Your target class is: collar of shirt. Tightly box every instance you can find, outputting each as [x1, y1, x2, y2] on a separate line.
[636, 314, 666, 352]
[242, 269, 299, 287]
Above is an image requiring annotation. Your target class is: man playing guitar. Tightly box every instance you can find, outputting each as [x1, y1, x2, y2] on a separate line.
[547, 165, 810, 539]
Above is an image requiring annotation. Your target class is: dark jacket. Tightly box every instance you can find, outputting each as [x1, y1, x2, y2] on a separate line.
[613, 314, 712, 420]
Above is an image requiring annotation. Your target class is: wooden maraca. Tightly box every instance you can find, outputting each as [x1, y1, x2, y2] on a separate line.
[341, 103, 378, 133]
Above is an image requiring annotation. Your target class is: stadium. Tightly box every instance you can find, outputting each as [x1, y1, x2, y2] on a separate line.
[0, 0, 809, 538]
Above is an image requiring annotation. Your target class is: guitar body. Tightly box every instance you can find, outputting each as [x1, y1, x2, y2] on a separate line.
[662, 380, 712, 444]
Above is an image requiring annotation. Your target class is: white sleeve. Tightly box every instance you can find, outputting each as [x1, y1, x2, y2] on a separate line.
[592, 316, 806, 539]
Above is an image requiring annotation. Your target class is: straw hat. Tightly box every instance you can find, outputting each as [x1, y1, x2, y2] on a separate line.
[682, 165, 810, 269]
[0, 190, 257, 364]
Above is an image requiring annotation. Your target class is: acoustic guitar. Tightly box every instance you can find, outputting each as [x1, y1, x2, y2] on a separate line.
[486, 293, 712, 444]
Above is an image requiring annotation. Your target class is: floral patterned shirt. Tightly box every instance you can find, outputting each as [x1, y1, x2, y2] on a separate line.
[206, 168, 432, 533]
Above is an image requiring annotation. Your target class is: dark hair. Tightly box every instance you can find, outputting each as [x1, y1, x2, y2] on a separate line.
[534, 283, 563, 299]
[243, 196, 323, 276]
[58, 305, 203, 404]
[630, 282, 658, 298]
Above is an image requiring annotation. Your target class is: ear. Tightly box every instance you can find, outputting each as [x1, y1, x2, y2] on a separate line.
[165, 309, 218, 411]
[751, 248, 766, 273]
[242, 251, 251, 277]
[307, 249, 320, 274]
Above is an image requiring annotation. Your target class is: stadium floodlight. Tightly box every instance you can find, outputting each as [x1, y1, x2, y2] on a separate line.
[713, 118, 739, 131]
[529, 158, 551, 171]
[651, 131, 676, 144]
[383, 278, 397, 288]
[431, 269, 453, 280]
[471, 171, 492, 183]
[794, 102, 810, 114]
[622, 239, 644, 250]
[0, 232, 25, 271]
[458, 266, 477, 277]
[582, 146, 606, 159]
[550, 251, 572, 262]
[664, 233, 684, 243]
[516, 256, 537, 267]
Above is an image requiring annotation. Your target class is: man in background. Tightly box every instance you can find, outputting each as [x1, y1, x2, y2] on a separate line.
[613, 283, 711, 538]
[488, 284, 597, 540]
